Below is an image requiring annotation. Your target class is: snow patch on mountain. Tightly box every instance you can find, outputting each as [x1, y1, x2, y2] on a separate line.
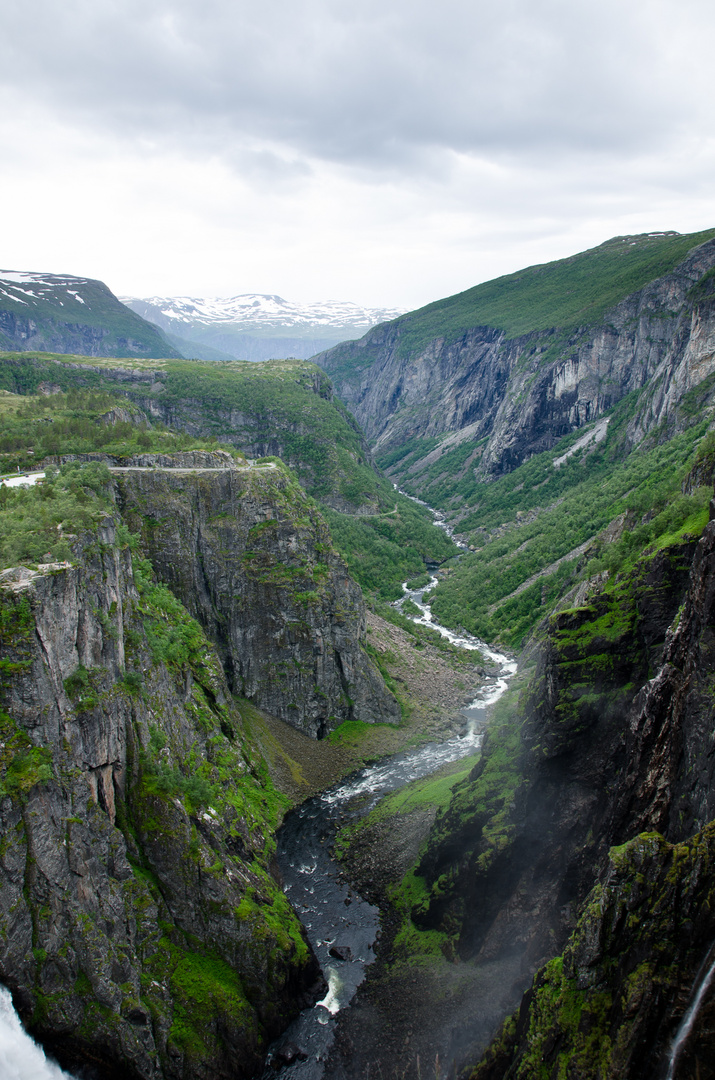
[0, 271, 94, 307]
[121, 293, 405, 333]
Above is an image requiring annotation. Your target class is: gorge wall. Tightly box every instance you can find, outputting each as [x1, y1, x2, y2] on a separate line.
[0, 451, 400, 1078]
[0, 354, 386, 514]
[315, 234, 715, 481]
[0, 521, 322, 1080]
[112, 454, 399, 736]
[412, 492, 715, 1077]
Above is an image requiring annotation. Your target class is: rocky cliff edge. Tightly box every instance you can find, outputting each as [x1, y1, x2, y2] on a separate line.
[111, 453, 399, 737]
[0, 518, 325, 1079]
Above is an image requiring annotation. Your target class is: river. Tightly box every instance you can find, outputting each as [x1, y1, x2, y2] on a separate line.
[1, 498, 515, 1080]
[263, 501, 516, 1079]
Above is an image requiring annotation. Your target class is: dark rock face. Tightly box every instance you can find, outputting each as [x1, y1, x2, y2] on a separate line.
[599, 501, 715, 849]
[438, 504, 715, 1076]
[315, 239, 715, 477]
[0, 309, 159, 357]
[0, 521, 323, 1079]
[113, 456, 399, 737]
[471, 827, 715, 1080]
[415, 541, 697, 969]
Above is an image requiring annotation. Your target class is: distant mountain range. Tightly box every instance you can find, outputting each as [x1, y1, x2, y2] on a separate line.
[0, 270, 181, 358]
[120, 293, 405, 362]
[0, 271, 403, 363]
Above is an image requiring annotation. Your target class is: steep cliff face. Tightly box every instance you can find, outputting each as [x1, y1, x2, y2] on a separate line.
[112, 454, 399, 737]
[607, 503, 715, 844]
[414, 538, 697, 968]
[0, 522, 322, 1079]
[471, 827, 715, 1080]
[0, 353, 387, 513]
[129, 363, 380, 512]
[422, 498, 715, 1076]
[314, 233, 715, 481]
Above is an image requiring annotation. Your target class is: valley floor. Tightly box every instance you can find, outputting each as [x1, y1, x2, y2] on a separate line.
[322, 751, 529, 1080]
[249, 608, 487, 804]
[243, 608, 502, 1080]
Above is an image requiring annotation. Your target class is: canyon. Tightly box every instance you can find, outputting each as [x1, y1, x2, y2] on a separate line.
[4, 229, 715, 1079]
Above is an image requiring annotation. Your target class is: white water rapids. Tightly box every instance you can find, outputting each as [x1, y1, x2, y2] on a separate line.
[264, 497, 516, 1079]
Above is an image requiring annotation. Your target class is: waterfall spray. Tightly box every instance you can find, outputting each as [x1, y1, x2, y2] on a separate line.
[665, 942, 715, 1080]
[0, 986, 76, 1079]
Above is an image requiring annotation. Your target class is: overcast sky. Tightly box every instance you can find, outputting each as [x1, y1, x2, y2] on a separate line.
[2, 0, 715, 308]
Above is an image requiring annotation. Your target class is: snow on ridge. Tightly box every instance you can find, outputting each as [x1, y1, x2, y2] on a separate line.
[121, 292, 405, 330]
[0, 270, 91, 289]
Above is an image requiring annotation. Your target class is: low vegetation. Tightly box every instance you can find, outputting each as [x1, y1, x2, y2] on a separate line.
[324, 499, 456, 600]
[0, 460, 113, 567]
[0, 369, 456, 601]
[390, 400, 714, 647]
[0, 384, 243, 474]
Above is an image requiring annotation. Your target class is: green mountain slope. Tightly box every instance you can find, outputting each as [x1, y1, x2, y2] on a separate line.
[321, 229, 715, 379]
[314, 228, 715, 489]
[0, 353, 456, 598]
[0, 271, 182, 358]
[428, 396, 714, 646]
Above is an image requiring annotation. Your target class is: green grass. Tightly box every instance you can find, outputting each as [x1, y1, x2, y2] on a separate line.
[327, 718, 400, 746]
[324, 498, 456, 600]
[0, 708, 54, 798]
[0, 384, 245, 474]
[420, 408, 712, 646]
[395, 229, 715, 351]
[0, 353, 386, 509]
[146, 937, 256, 1063]
[367, 755, 480, 822]
[335, 756, 479, 963]
[155, 358, 380, 502]
[0, 355, 458, 598]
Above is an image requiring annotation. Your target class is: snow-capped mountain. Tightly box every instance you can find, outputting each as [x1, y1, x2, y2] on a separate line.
[120, 293, 405, 362]
[121, 293, 404, 331]
[0, 270, 93, 307]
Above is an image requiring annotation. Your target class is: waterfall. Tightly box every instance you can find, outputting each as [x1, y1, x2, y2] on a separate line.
[665, 943, 715, 1080]
[0, 986, 76, 1080]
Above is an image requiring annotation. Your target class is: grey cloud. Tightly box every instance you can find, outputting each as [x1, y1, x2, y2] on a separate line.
[0, 0, 708, 175]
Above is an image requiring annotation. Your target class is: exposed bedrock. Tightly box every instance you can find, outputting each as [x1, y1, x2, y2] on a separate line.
[415, 536, 699, 968]
[428, 498, 715, 1076]
[113, 456, 399, 737]
[316, 238, 715, 477]
[0, 521, 322, 1079]
[471, 826, 715, 1080]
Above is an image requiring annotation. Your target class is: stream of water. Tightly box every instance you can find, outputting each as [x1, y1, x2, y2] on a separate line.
[0, 987, 73, 1080]
[665, 943, 715, 1079]
[1, 497, 515, 1080]
[263, 500, 515, 1079]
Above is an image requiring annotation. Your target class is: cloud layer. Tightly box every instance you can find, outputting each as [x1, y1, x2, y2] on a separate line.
[1, 0, 715, 305]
